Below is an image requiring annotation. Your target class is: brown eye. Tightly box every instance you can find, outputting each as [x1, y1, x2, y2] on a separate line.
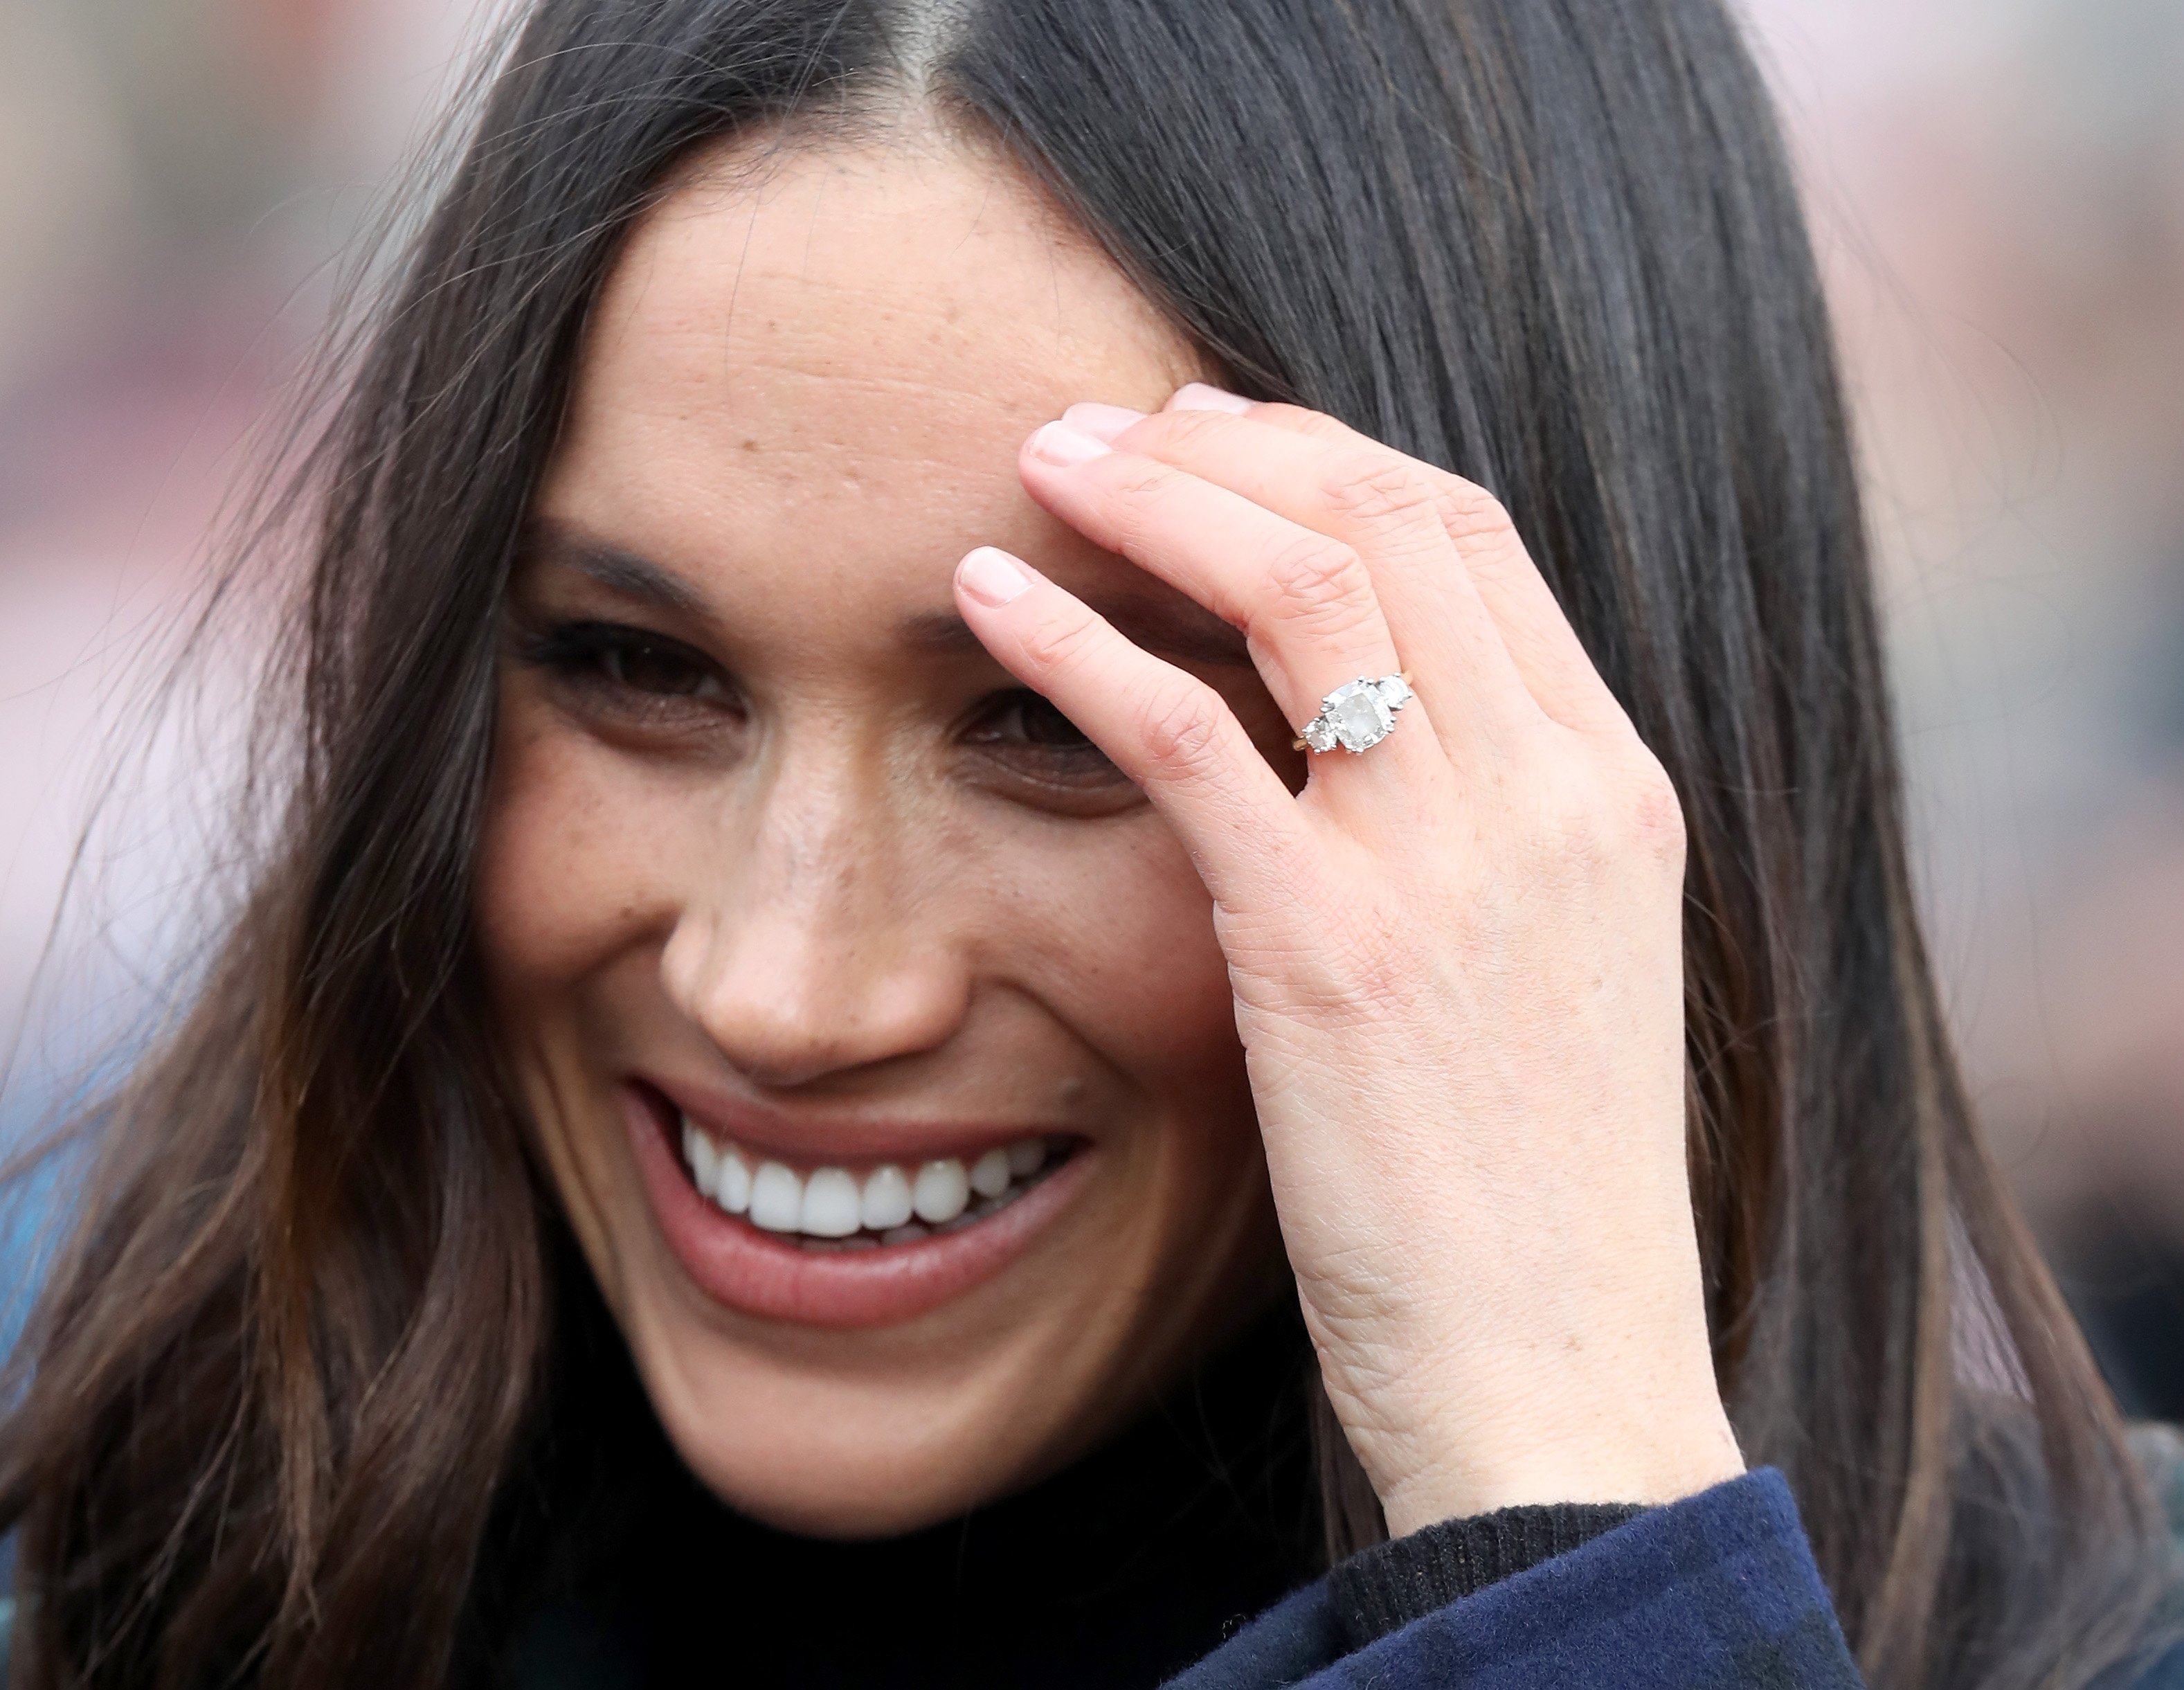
[518, 620, 736, 717]
[598, 633, 722, 699]
[1005, 692, 1094, 749]
[967, 690, 1101, 753]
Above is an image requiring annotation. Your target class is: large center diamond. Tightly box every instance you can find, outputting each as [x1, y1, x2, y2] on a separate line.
[1320, 678, 1396, 752]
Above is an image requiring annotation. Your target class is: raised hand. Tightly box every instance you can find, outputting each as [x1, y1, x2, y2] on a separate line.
[953, 385, 1744, 1535]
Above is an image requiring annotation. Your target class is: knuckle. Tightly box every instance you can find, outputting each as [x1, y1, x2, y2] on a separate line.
[1621, 747, 1689, 864]
[1147, 405, 1232, 453]
[1135, 683, 1226, 779]
[1261, 533, 1376, 640]
[1257, 402, 1349, 443]
[1017, 606, 1104, 674]
[1104, 460, 1184, 550]
[1526, 753, 1620, 868]
[1319, 452, 1437, 529]
[1432, 476, 1517, 545]
[1533, 743, 1686, 874]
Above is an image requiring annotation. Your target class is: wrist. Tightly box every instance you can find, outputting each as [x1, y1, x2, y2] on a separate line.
[1373, 1395, 1747, 1538]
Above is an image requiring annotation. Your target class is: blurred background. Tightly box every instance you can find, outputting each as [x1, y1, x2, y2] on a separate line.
[0, 0, 2179, 1446]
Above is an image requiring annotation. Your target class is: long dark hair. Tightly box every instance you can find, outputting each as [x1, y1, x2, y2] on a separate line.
[3, 1, 2174, 1684]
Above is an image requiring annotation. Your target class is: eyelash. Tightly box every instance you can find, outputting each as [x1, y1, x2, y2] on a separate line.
[515, 618, 1123, 786]
[518, 620, 735, 719]
[965, 694, 1109, 759]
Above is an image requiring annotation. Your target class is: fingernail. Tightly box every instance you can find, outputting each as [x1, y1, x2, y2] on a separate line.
[1027, 422, 1112, 467]
[957, 546, 1035, 607]
[1061, 401, 1145, 443]
[1168, 381, 1254, 413]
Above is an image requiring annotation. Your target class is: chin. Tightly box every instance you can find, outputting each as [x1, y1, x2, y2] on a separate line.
[674, 1437, 994, 1540]
[624, 1310, 1109, 1539]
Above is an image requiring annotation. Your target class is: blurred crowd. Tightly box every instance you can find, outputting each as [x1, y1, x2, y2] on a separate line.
[1744, 0, 2184, 1414]
[1, 0, 2180, 1416]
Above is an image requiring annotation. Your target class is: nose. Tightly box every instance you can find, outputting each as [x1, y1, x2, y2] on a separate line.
[660, 758, 972, 1090]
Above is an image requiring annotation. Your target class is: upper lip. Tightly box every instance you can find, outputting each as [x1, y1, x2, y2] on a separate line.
[635, 1074, 1067, 1168]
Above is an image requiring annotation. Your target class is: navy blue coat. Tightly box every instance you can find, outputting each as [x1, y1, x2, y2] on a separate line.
[1161, 1461, 2184, 1690]
[1168, 1470, 1866, 1688]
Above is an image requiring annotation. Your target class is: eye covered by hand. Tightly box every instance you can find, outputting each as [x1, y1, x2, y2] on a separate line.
[953, 384, 1744, 1534]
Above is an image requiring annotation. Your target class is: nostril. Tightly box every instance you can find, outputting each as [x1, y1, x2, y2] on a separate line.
[657, 872, 977, 1085]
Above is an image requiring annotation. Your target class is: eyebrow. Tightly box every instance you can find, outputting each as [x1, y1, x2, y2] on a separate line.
[897, 596, 1252, 670]
[518, 521, 711, 618]
[522, 520, 1254, 672]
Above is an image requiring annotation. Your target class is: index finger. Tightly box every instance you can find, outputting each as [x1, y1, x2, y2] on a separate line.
[952, 545, 1313, 913]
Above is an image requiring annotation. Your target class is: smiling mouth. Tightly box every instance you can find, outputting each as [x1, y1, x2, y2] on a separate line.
[623, 1083, 1096, 1326]
[671, 1113, 1081, 1254]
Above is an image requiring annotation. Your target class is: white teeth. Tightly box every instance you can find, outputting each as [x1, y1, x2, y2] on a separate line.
[674, 1124, 1067, 1241]
[912, 1158, 971, 1224]
[1006, 1138, 1045, 1178]
[716, 1145, 751, 1215]
[799, 1169, 862, 1238]
[748, 1161, 804, 1232]
[860, 1165, 914, 1230]
[687, 1122, 721, 1201]
[969, 1147, 1012, 1199]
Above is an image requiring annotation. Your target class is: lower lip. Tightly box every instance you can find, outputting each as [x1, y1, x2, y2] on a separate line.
[622, 1088, 1094, 1329]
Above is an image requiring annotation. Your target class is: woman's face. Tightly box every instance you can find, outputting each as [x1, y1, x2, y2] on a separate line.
[474, 136, 1297, 1537]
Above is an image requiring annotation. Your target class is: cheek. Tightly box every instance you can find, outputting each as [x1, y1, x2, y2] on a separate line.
[1002, 817, 1253, 1133]
[473, 703, 676, 1002]
[474, 699, 701, 1302]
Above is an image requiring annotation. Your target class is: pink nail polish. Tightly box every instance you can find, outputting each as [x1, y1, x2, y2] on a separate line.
[1168, 382, 1254, 413]
[1061, 402, 1146, 443]
[1027, 422, 1112, 467]
[957, 546, 1035, 607]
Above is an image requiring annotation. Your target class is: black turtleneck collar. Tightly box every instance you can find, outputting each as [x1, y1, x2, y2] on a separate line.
[480, 1264, 1324, 1689]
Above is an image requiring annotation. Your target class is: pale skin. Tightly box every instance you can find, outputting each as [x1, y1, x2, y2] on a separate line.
[474, 132, 1744, 1545]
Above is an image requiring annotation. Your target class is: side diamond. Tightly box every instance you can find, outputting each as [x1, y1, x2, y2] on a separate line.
[1373, 674, 1414, 711]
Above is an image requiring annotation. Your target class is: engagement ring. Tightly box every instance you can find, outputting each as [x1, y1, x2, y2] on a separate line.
[1293, 672, 1414, 754]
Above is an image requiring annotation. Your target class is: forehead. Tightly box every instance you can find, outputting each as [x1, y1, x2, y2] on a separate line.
[543, 134, 1203, 633]
[605, 133, 1198, 430]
